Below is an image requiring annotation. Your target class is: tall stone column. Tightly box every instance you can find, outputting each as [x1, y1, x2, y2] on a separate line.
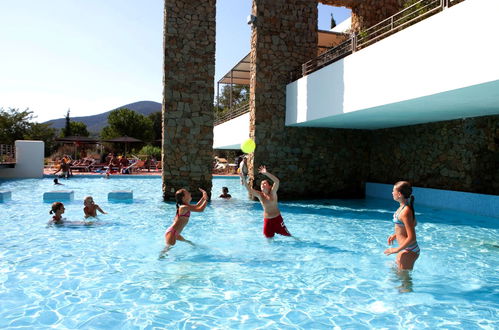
[162, 0, 216, 201]
[350, 0, 402, 32]
[249, 0, 370, 198]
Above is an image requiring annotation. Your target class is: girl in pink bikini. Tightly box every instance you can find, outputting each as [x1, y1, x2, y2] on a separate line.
[164, 187, 208, 249]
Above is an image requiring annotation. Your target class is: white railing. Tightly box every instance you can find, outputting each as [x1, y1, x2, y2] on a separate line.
[296, 0, 464, 80]
[214, 102, 250, 126]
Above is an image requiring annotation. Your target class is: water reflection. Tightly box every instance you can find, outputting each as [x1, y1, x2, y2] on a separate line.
[391, 267, 414, 293]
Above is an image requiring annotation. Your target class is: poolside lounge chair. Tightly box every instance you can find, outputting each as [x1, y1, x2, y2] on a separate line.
[213, 157, 229, 174]
[123, 159, 146, 173]
[70, 158, 96, 172]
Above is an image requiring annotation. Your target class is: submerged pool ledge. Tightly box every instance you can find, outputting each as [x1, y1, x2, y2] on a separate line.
[366, 182, 499, 219]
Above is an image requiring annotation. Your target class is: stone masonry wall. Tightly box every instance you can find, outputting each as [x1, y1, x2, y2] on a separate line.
[162, 0, 216, 201]
[369, 115, 499, 195]
[319, 0, 403, 32]
[249, 0, 369, 198]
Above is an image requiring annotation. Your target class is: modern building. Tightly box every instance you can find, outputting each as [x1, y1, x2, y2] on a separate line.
[163, 0, 498, 200]
[212, 0, 499, 198]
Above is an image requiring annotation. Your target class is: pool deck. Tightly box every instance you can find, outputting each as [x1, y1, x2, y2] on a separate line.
[43, 168, 237, 178]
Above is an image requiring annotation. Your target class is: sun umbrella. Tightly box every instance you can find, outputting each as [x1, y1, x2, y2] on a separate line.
[102, 136, 142, 156]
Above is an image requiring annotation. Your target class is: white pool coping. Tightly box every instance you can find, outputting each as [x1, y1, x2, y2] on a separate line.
[366, 182, 499, 219]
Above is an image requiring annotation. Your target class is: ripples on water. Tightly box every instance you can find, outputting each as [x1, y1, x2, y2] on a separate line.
[0, 177, 497, 329]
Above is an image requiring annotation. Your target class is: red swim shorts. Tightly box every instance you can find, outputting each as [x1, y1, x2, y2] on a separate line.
[263, 214, 291, 238]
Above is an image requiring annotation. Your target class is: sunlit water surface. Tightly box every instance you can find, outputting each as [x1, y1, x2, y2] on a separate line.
[0, 176, 497, 329]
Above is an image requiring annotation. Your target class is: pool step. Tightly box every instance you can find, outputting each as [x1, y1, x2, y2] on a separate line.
[108, 190, 133, 201]
[0, 191, 12, 202]
[43, 190, 74, 202]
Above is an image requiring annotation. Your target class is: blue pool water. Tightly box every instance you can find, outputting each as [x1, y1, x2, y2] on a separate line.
[0, 176, 497, 329]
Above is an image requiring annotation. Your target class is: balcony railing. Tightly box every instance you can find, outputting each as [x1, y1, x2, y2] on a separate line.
[214, 102, 250, 126]
[0, 144, 16, 164]
[295, 0, 464, 81]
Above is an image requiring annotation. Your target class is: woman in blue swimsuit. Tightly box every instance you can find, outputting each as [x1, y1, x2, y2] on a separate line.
[384, 181, 420, 270]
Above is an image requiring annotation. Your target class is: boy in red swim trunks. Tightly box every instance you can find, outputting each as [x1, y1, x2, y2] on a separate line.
[240, 165, 292, 238]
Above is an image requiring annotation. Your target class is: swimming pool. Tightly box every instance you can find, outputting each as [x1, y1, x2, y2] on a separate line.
[0, 176, 497, 328]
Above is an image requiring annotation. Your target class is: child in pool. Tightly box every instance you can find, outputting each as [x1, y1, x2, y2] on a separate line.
[164, 188, 208, 248]
[219, 186, 232, 199]
[384, 181, 420, 270]
[48, 202, 65, 225]
[83, 196, 107, 218]
[240, 165, 292, 239]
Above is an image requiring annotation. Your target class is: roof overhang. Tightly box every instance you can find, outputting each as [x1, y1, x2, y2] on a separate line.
[218, 54, 251, 85]
[218, 30, 347, 86]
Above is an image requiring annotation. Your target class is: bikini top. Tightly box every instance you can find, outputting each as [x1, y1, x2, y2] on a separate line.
[393, 205, 406, 226]
[393, 204, 417, 227]
[177, 208, 191, 218]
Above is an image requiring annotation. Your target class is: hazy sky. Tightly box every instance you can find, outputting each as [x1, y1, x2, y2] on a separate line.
[0, 1, 350, 123]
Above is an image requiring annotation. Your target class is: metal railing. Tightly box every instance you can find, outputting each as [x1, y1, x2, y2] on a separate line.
[302, 38, 353, 76]
[214, 102, 250, 126]
[0, 144, 16, 163]
[296, 0, 463, 80]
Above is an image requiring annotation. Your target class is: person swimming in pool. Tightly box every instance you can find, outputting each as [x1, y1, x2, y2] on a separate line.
[384, 181, 420, 270]
[83, 196, 107, 218]
[48, 202, 66, 225]
[219, 186, 232, 199]
[163, 187, 208, 251]
[240, 165, 292, 239]
[47, 201, 101, 227]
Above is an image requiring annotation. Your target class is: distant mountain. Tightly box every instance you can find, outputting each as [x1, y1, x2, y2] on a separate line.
[44, 101, 162, 133]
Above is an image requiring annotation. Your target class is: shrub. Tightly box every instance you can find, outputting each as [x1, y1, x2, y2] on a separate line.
[138, 145, 161, 159]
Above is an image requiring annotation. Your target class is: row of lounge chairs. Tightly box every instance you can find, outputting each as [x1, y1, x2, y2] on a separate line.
[50, 157, 160, 173]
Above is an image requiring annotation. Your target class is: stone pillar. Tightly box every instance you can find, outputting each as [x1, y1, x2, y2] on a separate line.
[249, 0, 369, 198]
[162, 0, 216, 201]
[350, 0, 402, 32]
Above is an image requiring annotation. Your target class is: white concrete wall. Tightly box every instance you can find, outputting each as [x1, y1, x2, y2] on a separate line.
[213, 113, 250, 149]
[1, 140, 44, 178]
[286, 0, 499, 126]
[366, 182, 499, 219]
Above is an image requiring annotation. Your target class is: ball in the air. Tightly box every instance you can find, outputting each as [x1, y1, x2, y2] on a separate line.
[241, 139, 256, 153]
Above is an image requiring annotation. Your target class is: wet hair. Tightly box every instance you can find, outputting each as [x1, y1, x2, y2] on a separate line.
[175, 189, 186, 211]
[222, 187, 229, 193]
[260, 179, 273, 190]
[394, 181, 415, 220]
[84, 196, 93, 204]
[50, 202, 64, 214]
[53, 178, 59, 184]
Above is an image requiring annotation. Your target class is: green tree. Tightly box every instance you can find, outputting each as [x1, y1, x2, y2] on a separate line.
[215, 84, 249, 119]
[138, 145, 161, 159]
[217, 84, 249, 110]
[148, 111, 162, 141]
[100, 108, 154, 142]
[25, 123, 57, 156]
[0, 107, 57, 156]
[63, 109, 72, 137]
[0, 108, 35, 144]
[61, 121, 89, 137]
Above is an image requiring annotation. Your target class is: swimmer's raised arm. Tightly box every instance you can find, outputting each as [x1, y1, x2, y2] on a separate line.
[188, 188, 208, 212]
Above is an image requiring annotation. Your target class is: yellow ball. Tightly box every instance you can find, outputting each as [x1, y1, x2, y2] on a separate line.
[241, 138, 256, 153]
